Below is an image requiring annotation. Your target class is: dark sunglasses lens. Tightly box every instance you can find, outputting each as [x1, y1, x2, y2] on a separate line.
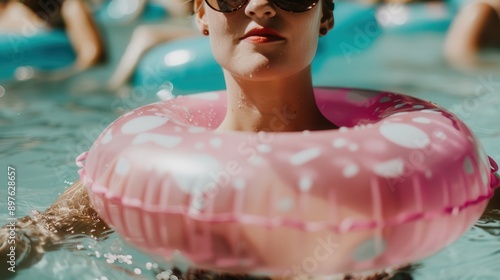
[272, 0, 319, 12]
[205, 0, 247, 12]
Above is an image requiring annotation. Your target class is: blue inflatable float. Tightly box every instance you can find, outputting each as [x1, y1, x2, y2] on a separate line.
[0, 30, 76, 81]
[375, 2, 455, 34]
[94, 0, 168, 24]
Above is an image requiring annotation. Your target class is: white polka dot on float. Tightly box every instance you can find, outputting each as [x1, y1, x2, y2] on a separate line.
[290, 148, 321, 166]
[332, 138, 348, 149]
[348, 143, 359, 152]
[353, 237, 386, 261]
[121, 116, 168, 134]
[276, 197, 294, 212]
[249, 156, 266, 166]
[101, 129, 113, 144]
[133, 133, 182, 149]
[373, 158, 405, 178]
[299, 176, 313, 192]
[380, 123, 430, 149]
[391, 112, 408, 117]
[434, 131, 447, 141]
[463, 157, 474, 174]
[123, 110, 135, 117]
[412, 117, 431, 124]
[257, 144, 272, 154]
[233, 178, 246, 190]
[421, 109, 441, 114]
[210, 137, 223, 149]
[188, 127, 206, 133]
[343, 164, 360, 178]
[115, 158, 131, 175]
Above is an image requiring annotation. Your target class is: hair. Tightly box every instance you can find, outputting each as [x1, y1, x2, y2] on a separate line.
[17, 0, 66, 28]
[321, 0, 334, 30]
[163, 265, 415, 280]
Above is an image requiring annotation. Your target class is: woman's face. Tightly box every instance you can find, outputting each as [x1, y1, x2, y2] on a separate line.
[195, 0, 332, 81]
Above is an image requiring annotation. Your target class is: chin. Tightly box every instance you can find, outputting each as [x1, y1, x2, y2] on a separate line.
[234, 59, 308, 82]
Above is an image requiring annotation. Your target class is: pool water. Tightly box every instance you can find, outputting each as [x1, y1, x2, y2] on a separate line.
[1, 23, 500, 280]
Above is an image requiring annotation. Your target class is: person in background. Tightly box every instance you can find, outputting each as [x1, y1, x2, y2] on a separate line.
[358, 0, 500, 67]
[444, 0, 500, 68]
[0, 0, 106, 73]
[107, 0, 197, 90]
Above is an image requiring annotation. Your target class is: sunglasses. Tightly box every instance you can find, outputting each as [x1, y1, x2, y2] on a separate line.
[204, 0, 334, 13]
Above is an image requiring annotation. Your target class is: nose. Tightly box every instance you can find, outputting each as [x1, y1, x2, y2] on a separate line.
[244, 0, 277, 18]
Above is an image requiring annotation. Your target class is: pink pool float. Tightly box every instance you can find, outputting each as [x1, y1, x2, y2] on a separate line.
[77, 87, 499, 276]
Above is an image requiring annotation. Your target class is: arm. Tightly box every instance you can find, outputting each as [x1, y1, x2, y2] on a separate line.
[108, 23, 196, 89]
[61, 0, 106, 70]
[444, 1, 500, 68]
[0, 181, 110, 274]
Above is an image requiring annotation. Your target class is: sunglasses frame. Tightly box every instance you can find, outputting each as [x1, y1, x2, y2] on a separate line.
[204, 0, 334, 14]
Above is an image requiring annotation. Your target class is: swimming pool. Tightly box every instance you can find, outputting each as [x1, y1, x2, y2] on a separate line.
[1, 24, 500, 280]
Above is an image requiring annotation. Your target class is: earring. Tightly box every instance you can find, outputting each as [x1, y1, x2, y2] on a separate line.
[203, 30, 209, 36]
[319, 28, 327, 36]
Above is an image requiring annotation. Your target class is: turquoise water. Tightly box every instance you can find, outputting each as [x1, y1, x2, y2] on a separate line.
[1, 23, 500, 280]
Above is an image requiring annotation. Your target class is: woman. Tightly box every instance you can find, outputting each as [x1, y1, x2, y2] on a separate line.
[1, 0, 498, 279]
[107, 0, 196, 90]
[198, 0, 336, 133]
[0, 0, 105, 74]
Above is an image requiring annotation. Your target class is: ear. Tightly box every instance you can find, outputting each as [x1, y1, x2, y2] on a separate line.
[194, 0, 208, 33]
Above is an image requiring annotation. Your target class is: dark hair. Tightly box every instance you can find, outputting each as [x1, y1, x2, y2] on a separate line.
[171, 268, 271, 280]
[163, 265, 415, 280]
[18, 0, 66, 28]
[323, 0, 334, 11]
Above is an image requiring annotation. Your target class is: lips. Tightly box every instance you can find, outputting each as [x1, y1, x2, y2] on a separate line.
[241, 27, 285, 43]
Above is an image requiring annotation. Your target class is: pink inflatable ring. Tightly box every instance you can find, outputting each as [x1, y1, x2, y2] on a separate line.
[77, 87, 499, 276]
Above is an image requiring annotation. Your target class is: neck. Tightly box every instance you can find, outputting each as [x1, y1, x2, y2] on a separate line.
[216, 66, 337, 132]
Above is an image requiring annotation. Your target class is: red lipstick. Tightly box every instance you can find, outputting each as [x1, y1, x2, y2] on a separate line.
[241, 27, 285, 43]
